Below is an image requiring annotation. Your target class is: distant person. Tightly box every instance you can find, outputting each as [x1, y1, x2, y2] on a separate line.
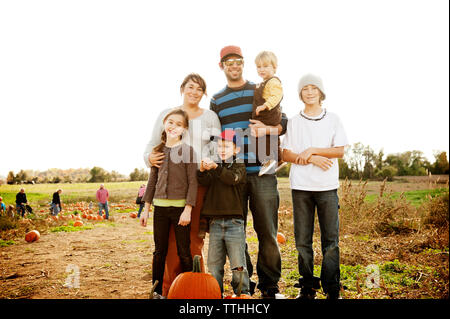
[15, 188, 28, 217]
[252, 51, 284, 175]
[51, 189, 63, 216]
[0, 197, 6, 216]
[96, 184, 109, 219]
[281, 74, 349, 299]
[136, 184, 146, 218]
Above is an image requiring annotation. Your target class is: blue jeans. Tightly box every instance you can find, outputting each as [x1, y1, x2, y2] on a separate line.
[208, 218, 250, 295]
[292, 189, 341, 294]
[137, 203, 145, 218]
[98, 201, 109, 219]
[51, 203, 60, 216]
[242, 174, 281, 292]
[16, 204, 25, 217]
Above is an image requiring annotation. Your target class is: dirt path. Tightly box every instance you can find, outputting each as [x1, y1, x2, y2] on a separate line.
[0, 216, 157, 299]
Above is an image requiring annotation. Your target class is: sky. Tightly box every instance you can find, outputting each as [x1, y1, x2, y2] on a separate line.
[0, 0, 449, 178]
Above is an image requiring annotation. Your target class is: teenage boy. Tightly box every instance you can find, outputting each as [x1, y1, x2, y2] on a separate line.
[281, 74, 349, 299]
[197, 130, 249, 296]
[210, 45, 288, 298]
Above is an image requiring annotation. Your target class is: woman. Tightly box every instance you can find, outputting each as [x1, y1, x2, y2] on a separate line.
[143, 73, 221, 296]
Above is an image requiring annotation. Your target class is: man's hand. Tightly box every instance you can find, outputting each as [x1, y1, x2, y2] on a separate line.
[249, 119, 279, 138]
[149, 151, 165, 168]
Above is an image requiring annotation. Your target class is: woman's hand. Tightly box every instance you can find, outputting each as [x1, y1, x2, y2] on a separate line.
[178, 205, 192, 226]
[308, 155, 333, 171]
[149, 151, 165, 168]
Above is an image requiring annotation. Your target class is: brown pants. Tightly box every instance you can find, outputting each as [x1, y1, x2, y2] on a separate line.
[162, 185, 207, 296]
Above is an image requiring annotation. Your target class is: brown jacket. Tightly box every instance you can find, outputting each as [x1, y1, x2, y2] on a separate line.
[143, 143, 198, 207]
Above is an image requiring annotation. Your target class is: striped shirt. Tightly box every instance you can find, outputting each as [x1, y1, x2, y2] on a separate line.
[210, 81, 287, 175]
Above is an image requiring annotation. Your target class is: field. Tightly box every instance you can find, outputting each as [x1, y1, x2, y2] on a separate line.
[0, 176, 448, 299]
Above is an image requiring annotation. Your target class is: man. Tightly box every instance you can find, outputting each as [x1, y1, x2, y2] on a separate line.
[210, 45, 288, 298]
[96, 184, 109, 219]
[15, 188, 28, 217]
[51, 189, 63, 216]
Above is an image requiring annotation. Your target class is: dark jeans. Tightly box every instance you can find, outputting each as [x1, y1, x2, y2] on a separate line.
[292, 189, 341, 294]
[152, 206, 192, 294]
[243, 174, 281, 292]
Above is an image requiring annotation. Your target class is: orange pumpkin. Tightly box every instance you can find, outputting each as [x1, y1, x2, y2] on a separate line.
[82, 213, 87, 219]
[25, 230, 40, 243]
[73, 221, 84, 227]
[129, 212, 137, 218]
[87, 215, 93, 220]
[167, 255, 221, 299]
[277, 232, 286, 245]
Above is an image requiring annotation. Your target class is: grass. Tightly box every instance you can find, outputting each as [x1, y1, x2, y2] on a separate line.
[365, 188, 448, 206]
[0, 181, 146, 205]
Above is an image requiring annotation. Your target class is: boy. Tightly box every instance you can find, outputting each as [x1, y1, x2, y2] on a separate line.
[252, 51, 284, 175]
[281, 74, 349, 299]
[197, 129, 249, 296]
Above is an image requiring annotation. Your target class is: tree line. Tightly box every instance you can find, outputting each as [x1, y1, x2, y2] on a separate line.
[277, 142, 449, 180]
[2, 143, 449, 184]
[3, 167, 150, 185]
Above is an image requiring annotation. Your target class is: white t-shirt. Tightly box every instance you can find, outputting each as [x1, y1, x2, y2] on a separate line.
[281, 109, 349, 191]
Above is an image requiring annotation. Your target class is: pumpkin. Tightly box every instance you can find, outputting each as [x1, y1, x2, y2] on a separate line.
[73, 221, 83, 227]
[87, 215, 93, 220]
[129, 212, 137, 218]
[277, 232, 286, 245]
[25, 230, 40, 243]
[167, 255, 221, 299]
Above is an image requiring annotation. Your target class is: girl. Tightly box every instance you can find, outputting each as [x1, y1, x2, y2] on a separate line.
[140, 108, 198, 299]
[143, 73, 221, 296]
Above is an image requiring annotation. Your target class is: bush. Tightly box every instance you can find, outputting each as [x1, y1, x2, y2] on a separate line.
[0, 216, 18, 231]
[375, 166, 398, 181]
[420, 189, 449, 229]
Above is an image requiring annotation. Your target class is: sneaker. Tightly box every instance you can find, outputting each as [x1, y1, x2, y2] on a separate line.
[260, 288, 279, 299]
[326, 291, 342, 300]
[296, 287, 316, 300]
[151, 292, 166, 299]
[258, 159, 277, 176]
[274, 161, 288, 173]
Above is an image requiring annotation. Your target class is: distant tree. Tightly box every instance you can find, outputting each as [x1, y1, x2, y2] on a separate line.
[88, 166, 109, 183]
[129, 168, 149, 181]
[432, 151, 449, 174]
[7, 171, 15, 184]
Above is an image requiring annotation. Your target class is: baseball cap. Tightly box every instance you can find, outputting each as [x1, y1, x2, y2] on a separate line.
[220, 45, 243, 62]
[216, 129, 242, 147]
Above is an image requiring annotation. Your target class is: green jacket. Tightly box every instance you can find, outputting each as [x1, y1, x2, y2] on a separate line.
[197, 160, 246, 219]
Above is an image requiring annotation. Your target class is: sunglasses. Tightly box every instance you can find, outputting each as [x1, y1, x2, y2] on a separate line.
[223, 58, 244, 67]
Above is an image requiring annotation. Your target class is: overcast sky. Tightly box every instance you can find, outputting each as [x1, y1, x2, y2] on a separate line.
[1, 0, 448, 178]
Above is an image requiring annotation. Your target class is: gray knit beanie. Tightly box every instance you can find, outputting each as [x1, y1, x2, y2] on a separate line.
[298, 74, 326, 100]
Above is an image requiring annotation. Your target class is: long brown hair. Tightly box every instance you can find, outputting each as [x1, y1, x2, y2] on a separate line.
[153, 108, 189, 153]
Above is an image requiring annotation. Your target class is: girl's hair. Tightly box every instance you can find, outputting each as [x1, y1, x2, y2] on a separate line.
[255, 51, 278, 69]
[180, 73, 207, 96]
[154, 108, 189, 153]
